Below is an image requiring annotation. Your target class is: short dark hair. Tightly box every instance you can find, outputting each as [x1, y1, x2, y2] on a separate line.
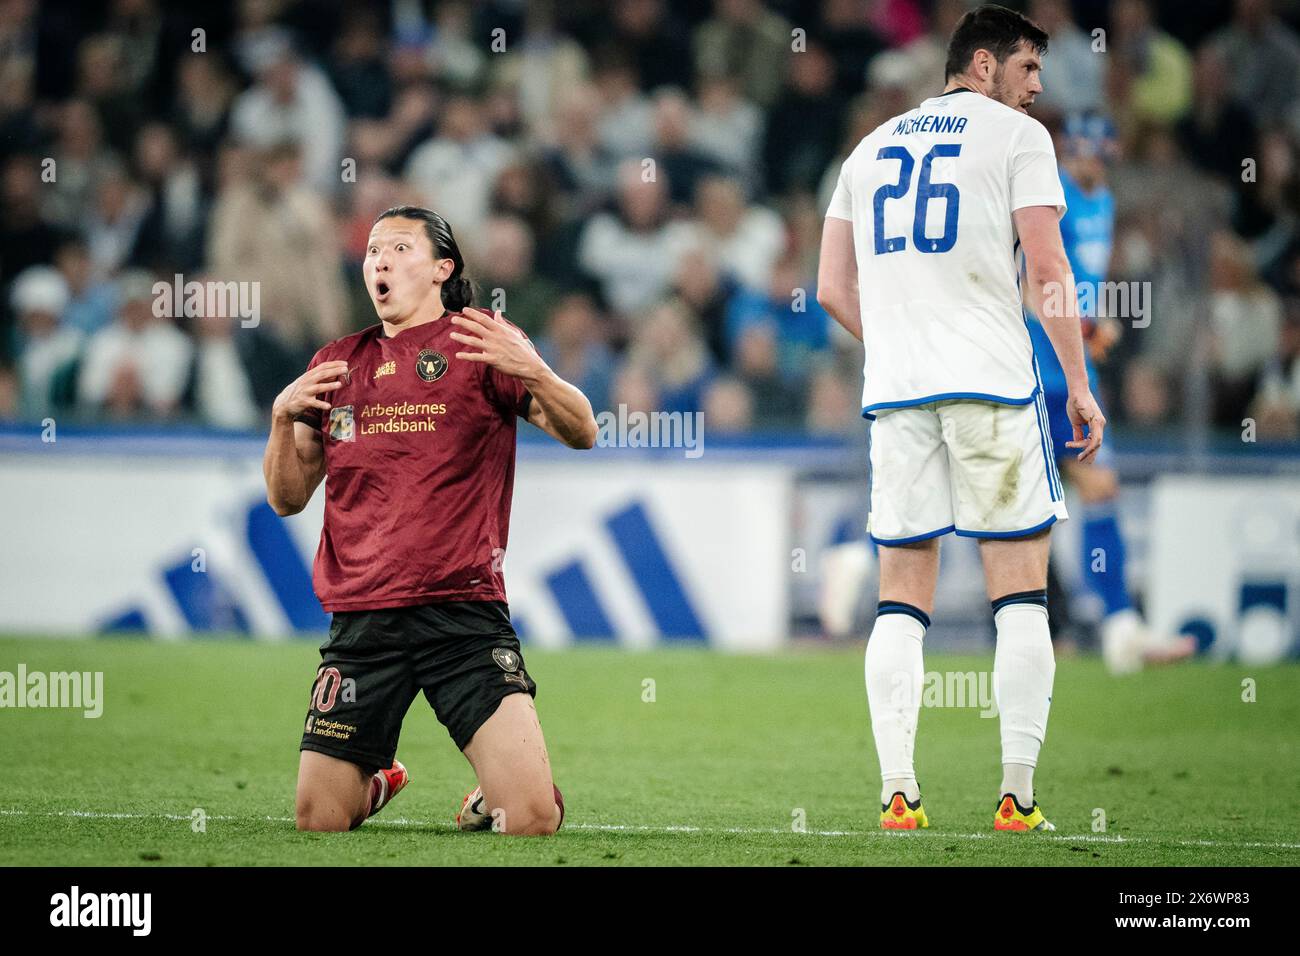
[373, 205, 474, 312]
[944, 4, 1049, 81]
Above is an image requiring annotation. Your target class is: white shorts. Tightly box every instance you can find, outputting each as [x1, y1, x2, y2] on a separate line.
[867, 397, 1068, 545]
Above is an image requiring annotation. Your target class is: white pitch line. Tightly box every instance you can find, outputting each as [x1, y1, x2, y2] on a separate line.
[2, 808, 1298, 852]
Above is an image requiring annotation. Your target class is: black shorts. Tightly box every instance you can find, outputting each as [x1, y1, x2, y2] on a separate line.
[298, 601, 536, 775]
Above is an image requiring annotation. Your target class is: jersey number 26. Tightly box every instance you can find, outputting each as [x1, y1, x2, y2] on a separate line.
[873, 144, 962, 255]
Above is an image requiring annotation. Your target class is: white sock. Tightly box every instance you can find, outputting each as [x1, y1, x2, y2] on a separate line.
[865, 610, 926, 804]
[1000, 762, 1035, 808]
[993, 602, 1055, 806]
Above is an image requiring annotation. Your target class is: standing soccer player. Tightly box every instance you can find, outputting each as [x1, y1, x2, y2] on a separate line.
[264, 205, 597, 835]
[816, 5, 1104, 831]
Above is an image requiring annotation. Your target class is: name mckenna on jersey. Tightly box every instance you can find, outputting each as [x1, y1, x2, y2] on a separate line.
[892, 114, 969, 135]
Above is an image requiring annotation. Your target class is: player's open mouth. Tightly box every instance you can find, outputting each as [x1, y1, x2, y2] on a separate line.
[376, 280, 391, 302]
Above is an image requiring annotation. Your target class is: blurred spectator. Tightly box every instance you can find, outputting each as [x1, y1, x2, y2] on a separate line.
[1232, 130, 1298, 254]
[578, 161, 697, 316]
[493, 0, 589, 140]
[726, 259, 831, 366]
[731, 322, 806, 425]
[592, 53, 655, 160]
[819, 0, 886, 97]
[805, 363, 861, 435]
[703, 375, 755, 432]
[348, 82, 438, 174]
[650, 89, 721, 207]
[207, 142, 345, 356]
[404, 93, 514, 240]
[490, 160, 565, 264]
[44, 99, 117, 230]
[1109, 0, 1193, 128]
[609, 0, 693, 92]
[84, 164, 149, 281]
[1177, 44, 1258, 185]
[691, 175, 785, 291]
[54, 238, 116, 337]
[691, 75, 763, 191]
[623, 300, 715, 413]
[1252, 302, 1300, 438]
[425, 0, 487, 88]
[1207, 230, 1283, 426]
[869, 0, 928, 49]
[229, 28, 346, 194]
[763, 41, 845, 196]
[10, 266, 80, 417]
[131, 122, 207, 273]
[1207, 0, 1300, 131]
[1121, 356, 1173, 426]
[181, 274, 260, 430]
[539, 83, 620, 218]
[328, 13, 392, 120]
[171, 53, 237, 187]
[1030, 0, 1105, 116]
[1, 155, 68, 313]
[895, 0, 968, 106]
[537, 293, 616, 413]
[671, 249, 735, 363]
[693, 0, 792, 109]
[611, 362, 661, 415]
[473, 215, 562, 340]
[76, 33, 146, 156]
[77, 270, 193, 419]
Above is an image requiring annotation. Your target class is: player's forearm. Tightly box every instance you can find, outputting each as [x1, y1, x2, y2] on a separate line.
[263, 416, 314, 516]
[817, 284, 863, 342]
[522, 366, 598, 449]
[1025, 258, 1090, 392]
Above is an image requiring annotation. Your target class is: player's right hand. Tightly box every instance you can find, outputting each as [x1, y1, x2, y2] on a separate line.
[271, 361, 349, 424]
[1065, 388, 1105, 464]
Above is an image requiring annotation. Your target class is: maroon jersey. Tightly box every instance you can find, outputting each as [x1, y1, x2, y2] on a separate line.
[296, 312, 532, 612]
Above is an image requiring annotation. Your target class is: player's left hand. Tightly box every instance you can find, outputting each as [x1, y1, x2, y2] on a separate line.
[450, 308, 544, 381]
[1065, 388, 1106, 465]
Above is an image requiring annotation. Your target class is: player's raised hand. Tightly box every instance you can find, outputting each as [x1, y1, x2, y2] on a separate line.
[271, 361, 349, 424]
[1065, 388, 1106, 464]
[450, 308, 544, 381]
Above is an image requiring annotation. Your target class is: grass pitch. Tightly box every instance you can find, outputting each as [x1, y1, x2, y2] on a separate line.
[0, 636, 1296, 866]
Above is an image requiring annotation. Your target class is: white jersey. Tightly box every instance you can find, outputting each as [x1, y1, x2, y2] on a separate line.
[826, 89, 1066, 416]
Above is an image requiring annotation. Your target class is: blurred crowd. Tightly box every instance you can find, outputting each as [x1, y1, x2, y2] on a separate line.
[1, 0, 1299, 438]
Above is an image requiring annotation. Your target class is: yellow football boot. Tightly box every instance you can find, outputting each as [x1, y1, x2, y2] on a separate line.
[880, 792, 930, 830]
[993, 793, 1056, 831]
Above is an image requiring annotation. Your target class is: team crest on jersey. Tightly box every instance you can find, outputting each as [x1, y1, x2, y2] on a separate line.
[416, 349, 448, 382]
[373, 360, 396, 380]
[328, 405, 355, 442]
[492, 647, 520, 673]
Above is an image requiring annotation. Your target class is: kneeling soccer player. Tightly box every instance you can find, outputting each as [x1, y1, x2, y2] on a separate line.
[264, 205, 596, 835]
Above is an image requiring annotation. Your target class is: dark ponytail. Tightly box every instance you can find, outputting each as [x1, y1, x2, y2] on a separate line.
[374, 205, 474, 312]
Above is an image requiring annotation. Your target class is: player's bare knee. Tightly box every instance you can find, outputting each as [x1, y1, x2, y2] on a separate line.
[295, 794, 352, 832]
[497, 794, 560, 836]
